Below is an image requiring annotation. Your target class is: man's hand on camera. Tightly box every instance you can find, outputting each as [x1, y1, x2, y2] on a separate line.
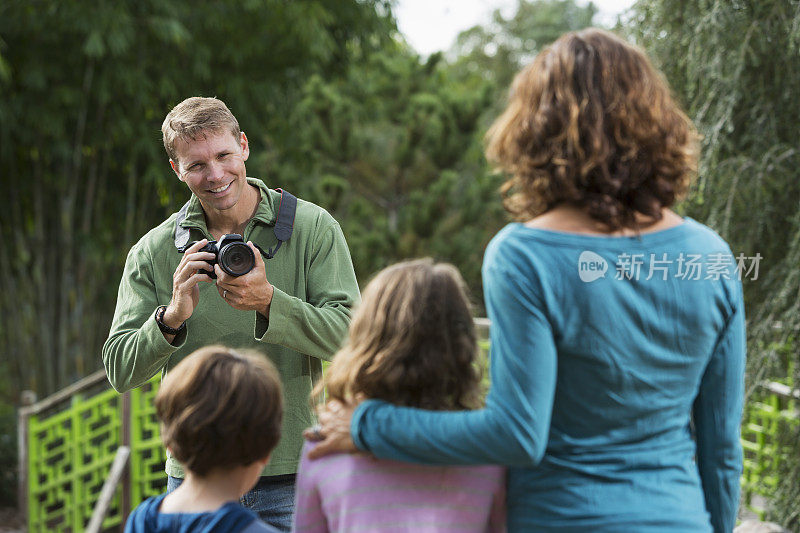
[162, 239, 215, 341]
[215, 241, 274, 318]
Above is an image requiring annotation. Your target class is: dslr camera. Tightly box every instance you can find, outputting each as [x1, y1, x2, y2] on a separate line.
[187, 234, 255, 279]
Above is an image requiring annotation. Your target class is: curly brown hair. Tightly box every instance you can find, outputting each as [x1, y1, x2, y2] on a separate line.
[317, 259, 483, 411]
[486, 28, 699, 230]
[155, 346, 283, 477]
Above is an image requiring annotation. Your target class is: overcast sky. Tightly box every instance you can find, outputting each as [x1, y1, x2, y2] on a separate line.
[394, 0, 636, 56]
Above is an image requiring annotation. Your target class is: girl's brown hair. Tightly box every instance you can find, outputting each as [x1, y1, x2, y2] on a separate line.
[317, 259, 482, 411]
[486, 28, 700, 230]
[155, 346, 283, 477]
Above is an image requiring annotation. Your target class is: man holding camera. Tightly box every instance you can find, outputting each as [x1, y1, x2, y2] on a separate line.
[102, 97, 360, 531]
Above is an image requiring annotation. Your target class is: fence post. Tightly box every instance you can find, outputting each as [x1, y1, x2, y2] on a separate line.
[17, 390, 36, 529]
[86, 446, 131, 533]
[16, 409, 25, 529]
[122, 390, 132, 526]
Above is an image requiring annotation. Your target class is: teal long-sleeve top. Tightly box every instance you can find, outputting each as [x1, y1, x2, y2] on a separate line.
[351, 219, 745, 532]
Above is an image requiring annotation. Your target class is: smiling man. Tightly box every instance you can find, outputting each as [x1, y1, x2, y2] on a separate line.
[102, 97, 360, 531]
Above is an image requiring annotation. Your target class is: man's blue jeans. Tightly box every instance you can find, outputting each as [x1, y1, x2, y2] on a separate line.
[167, 474, 296, 532]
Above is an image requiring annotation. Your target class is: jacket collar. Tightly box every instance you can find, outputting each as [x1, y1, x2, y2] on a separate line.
[179, 178, 277, 234]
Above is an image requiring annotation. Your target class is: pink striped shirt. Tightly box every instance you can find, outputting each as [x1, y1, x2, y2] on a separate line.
[292, 442, 506, 532]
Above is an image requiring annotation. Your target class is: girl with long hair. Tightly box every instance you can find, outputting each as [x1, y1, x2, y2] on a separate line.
[292, 259, 505, 532]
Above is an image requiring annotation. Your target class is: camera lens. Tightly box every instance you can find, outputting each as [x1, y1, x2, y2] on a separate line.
[219, 242, 255, 276]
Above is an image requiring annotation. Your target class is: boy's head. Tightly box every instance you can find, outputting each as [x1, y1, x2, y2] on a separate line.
[155, 346, 283, 477]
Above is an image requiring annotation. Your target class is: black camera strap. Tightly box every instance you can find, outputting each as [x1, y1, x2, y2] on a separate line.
[263, 188, 296, 258]
[174, 188, 297, 258]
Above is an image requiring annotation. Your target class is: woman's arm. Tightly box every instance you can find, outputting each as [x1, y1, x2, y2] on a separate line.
[692, 280, 746, 533]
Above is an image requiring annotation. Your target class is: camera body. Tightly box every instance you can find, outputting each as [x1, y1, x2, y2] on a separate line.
[192, 234, 255, 279]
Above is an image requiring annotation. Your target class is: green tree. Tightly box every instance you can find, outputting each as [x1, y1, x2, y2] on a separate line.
[265, 0, 599, 307]
[449, 0, 597, 95]
[266, 45, 505, 299]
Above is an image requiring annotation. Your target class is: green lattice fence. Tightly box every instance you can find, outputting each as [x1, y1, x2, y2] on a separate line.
[21, 372, 166, 532]
[740, 382, 800, 518]
[128, 377, 166, 508]
[18, 327, 798, 531]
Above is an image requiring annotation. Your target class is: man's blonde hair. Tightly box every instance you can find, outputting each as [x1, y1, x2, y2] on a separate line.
[161, 96, 241, 163]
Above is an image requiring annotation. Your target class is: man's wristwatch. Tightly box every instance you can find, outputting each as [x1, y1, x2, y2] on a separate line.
[155, 305, 185, 335]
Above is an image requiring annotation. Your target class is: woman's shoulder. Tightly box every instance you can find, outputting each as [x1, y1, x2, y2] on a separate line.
[484, 223, 541, 263]
[678, 217, 735, 251]
[487, 216, 732, 251]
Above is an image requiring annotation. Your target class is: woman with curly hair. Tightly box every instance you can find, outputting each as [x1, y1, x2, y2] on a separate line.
[308, 28, 744, 532]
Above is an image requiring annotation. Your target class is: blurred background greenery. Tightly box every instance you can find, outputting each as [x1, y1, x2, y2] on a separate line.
[1, 0, 798, 526]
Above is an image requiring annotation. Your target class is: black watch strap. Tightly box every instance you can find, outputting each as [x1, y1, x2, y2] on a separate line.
[155, 305, 185, 335]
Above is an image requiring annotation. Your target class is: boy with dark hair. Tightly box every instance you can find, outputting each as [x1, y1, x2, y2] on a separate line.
[125, 346, 283, 533]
